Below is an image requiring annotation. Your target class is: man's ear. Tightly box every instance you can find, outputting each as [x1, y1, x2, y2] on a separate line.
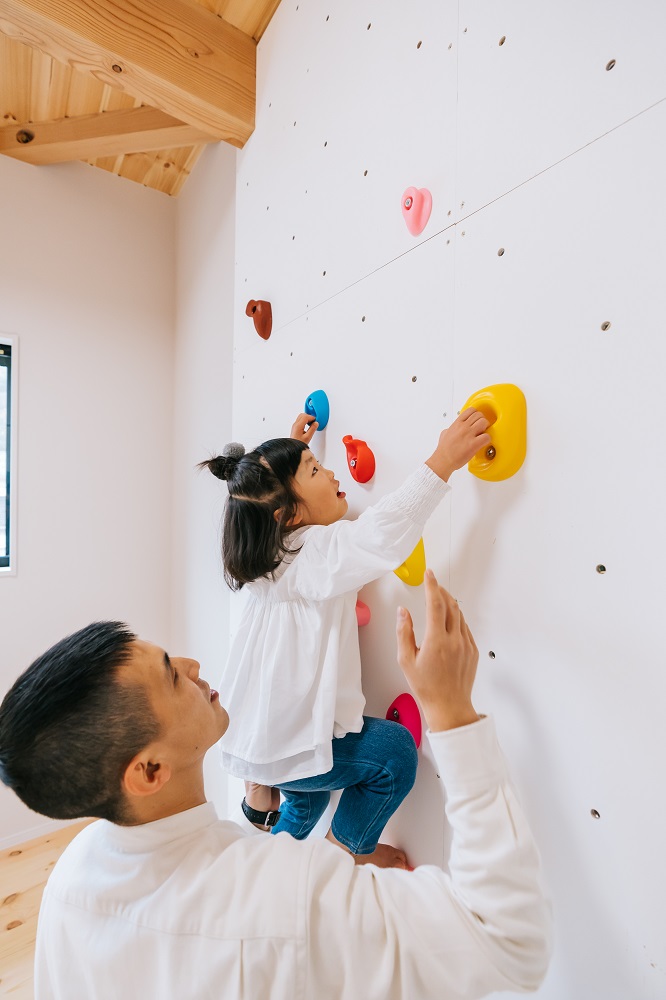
[273, 507, 303, 527]
[123, 751, 172, 799]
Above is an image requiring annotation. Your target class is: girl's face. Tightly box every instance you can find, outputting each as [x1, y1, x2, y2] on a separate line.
[292, 449, 348, 526]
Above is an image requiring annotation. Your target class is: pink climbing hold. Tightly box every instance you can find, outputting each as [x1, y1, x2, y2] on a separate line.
[355, 600, 371, 627]
[386, 692, 422, 749]
[401, 186, 432, 236]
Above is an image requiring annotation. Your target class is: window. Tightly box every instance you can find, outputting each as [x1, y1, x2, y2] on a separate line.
[0, 341, 13, 570]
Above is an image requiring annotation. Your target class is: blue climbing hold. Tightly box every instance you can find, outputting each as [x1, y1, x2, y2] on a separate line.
[304, 389, 329, 431]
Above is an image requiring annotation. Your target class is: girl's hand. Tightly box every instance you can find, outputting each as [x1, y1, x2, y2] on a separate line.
[245, 781, 280, 815]
[290, 413, 318, 444]
[425, 407, 491, 481]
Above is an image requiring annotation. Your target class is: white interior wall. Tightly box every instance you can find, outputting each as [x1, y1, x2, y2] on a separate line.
[0, 157, 176, 847]
[172, 141, 237, 817]
[230, 2, 666, 998]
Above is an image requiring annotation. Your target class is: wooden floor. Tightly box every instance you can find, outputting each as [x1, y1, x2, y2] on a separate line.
[0, 822, 91, 998]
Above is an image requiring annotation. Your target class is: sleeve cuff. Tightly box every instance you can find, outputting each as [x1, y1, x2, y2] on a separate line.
[426, 715, 506, 793]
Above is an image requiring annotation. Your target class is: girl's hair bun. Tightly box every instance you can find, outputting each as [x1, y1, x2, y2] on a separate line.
[205, 442, 245, 481]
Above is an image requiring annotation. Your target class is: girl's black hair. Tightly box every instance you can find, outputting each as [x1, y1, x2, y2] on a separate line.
[199, 437, 309, 590]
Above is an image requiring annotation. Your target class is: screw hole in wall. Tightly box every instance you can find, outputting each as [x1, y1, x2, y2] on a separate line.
[606, 59, 616, 71]
[417, 40, 422, 49]
[367, 22, 371, 30]
[497, 248, 505, 256]
[361, 316, 366, 322]
[591, 809, 601, 819]
[322, 270, 327, 276]
[499, 35, 506, 45]
[601, 321, 611, 331]
[364, 169, 368, 176]
[411, 376, 417, 382]
[596, 564, 606, 574]
[488, 651, 496, 659]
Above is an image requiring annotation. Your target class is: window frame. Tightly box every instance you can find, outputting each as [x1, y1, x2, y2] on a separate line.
[0, 334, 17, 576]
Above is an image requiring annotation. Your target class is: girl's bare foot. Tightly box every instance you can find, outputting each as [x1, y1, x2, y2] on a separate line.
[325, 830, 410, 869]
[353, 843, 411, 869]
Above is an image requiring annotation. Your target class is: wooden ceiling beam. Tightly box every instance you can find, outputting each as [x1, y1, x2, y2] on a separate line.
[0, 0, 256, 145]
[0, 106, 217, 163]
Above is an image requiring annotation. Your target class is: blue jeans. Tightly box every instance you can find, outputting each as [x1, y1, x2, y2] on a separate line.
[270, 716, 418, 855]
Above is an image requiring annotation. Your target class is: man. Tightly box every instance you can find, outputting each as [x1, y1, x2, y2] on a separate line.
[0, 571, 551, 999]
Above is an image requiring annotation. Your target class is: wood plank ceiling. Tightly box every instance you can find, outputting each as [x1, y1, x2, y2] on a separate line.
[0, 0, 281, 196]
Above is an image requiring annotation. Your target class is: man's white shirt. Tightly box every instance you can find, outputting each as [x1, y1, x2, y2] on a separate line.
[35, 717, 551, 1000]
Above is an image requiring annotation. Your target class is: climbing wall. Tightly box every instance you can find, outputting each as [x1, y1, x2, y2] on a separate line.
[231, 2, 666, 996]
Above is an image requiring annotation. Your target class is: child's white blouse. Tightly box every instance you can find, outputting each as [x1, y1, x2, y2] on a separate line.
[218, 464, 450, 784]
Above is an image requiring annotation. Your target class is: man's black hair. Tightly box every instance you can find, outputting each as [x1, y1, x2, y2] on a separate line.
[0, 622, 160, 824]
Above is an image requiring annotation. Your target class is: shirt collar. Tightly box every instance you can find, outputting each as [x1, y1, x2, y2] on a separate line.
[97, 801, 219, 853]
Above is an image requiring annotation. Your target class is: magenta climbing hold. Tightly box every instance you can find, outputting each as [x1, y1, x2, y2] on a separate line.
[355, 600, 371, 627]
[402, 186, 432, 236]
[386, 692, 422, 749]
[342, 435, 376, 483]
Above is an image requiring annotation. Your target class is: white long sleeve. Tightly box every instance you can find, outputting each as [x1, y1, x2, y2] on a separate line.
[290, 464, 450, 601]
[306, 717, 551, 997]
[35, 717, 551, 1000]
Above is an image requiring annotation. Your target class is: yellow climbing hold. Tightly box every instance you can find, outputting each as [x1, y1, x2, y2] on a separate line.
[394, 537, 426, 586]
[462, 383, 527, 481]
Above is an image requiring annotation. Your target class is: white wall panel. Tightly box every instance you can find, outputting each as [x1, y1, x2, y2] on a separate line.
[457, 0, 666, 217]
[451, 102, 666, 1000]
[236, 0, 458, 331]
[230, 0, 666, 994]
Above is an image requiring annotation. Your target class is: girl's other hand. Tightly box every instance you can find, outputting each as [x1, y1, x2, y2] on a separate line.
[290, 413, 318, 444]
[426, 408, 491, 482]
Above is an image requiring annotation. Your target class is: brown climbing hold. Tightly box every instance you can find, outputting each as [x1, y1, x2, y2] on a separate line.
[245, 300, 272, 340]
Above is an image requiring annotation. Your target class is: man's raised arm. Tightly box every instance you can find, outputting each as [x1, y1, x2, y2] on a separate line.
[302, 570, 551, 998]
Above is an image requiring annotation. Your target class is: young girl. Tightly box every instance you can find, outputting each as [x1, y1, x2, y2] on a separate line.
[202, 408, 490, 868]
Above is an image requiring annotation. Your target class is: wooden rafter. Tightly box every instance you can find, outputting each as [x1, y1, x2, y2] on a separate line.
[0, 106, 216, 163]
[0, 0, 256, 145]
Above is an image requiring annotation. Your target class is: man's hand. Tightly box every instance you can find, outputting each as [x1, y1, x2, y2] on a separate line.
[425, 407, 491, 482]
[396, 569, 480, 732]
[290, 413, 318, 445]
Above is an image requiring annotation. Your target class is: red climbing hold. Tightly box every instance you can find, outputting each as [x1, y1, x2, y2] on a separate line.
[342, 435, 376, 483]
[246, 300, 272, 340]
